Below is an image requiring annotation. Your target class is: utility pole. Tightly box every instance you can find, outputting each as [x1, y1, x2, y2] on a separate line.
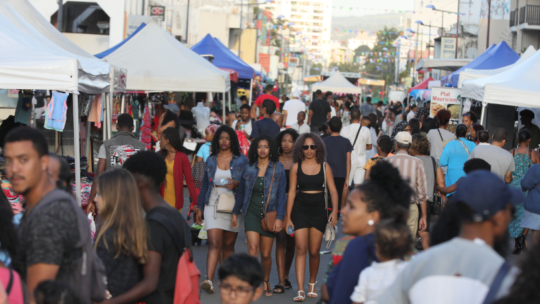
[238, 0, 243, 59]
[486, 0, 491, 49]
[57, 0, 63, 31]
[455, 5, 460, 58]
[185, 0, 190, 43]
[414, 23, 419, 85]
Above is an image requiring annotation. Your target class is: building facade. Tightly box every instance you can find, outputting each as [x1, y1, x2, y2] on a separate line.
[509, 0, 540, 54]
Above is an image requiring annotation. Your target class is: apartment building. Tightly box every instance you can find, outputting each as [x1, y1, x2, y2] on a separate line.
[260, 0, 332, 64]
[509, 0, 540, 53]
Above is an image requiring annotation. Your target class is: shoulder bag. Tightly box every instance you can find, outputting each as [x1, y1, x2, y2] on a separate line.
[213, 181, 236, 218]
[430, 157, 443, 216]
[323, 162, 336, 248]
[457, 138, 471, 156]
[437, 129, 450, 149]
[262, 165, 278, 233]
[482, 262, 511, 304]
[352, 125, 363, 148]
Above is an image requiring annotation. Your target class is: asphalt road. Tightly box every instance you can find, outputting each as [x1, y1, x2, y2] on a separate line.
[179, 199, 338, 304]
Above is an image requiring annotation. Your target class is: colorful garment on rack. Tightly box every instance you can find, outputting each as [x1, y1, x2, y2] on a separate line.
[140, 105, 152, 150]
[44, 91, 69, 132]
[14, 91, 32, 125]
[88, 94, 102, 128]
[2, 178, 24, 215]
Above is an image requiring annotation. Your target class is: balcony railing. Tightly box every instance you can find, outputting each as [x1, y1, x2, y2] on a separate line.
[510, 9, 517, 27]
[519, 5, 540, 26]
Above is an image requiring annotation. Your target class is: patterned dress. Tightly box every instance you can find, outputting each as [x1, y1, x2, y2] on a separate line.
[508, 150, 533, 238]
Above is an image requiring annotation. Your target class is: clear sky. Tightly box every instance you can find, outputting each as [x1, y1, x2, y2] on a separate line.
[331, 0, 416, 17]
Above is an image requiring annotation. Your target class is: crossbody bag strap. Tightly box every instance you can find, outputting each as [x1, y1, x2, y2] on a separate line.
[263, 164, 276, 215]
[352, 125, 363, 148]
[482, 262, 511, 304]
[437, 129, 444, 141]
[431, 157, 438, 198]
[457, 139, 471, 156]
[6, 268, 13, 295]
[323, 162, 328, 217]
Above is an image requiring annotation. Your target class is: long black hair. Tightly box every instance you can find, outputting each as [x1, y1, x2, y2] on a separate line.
[248, 135, 279, 166]
[0, 190, 17, 262]
[161, 127, 185, 158]
[275, 129, 299, 155]
[211, 125, 241, 156]
[161, 110, 178, 127]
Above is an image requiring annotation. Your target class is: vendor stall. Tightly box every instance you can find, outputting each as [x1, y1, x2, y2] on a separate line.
[311, 71, 362, 95]
[416, 58, 473, 71]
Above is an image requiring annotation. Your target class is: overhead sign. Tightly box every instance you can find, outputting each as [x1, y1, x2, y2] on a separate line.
[150, 6, 165, 21]
[441, 37, 456, 59]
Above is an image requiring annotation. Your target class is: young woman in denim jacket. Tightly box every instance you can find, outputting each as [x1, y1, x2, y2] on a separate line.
[232, 134, 287, 297]
[195, 126, 248, 294]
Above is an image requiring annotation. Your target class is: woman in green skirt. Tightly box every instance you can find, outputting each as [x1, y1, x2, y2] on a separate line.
[232, 134, 288, 297]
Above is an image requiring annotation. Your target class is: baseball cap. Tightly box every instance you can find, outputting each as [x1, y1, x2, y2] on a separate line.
[163, 103, 179, 115]
[292, 90, 301, 98]
[454, 170, 524, 222]
[394, 131, 412, 145]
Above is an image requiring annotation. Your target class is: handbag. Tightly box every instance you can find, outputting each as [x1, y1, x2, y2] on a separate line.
[192, 161, 206, 189]
[261, 165, 277, 233]
[213, 183, 235, 219]
[430, 157, 443, 216]
[322, 162, 335, 248]
[437, 129, 450, 149]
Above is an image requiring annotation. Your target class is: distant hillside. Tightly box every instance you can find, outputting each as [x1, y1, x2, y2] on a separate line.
[331, 13, 409, 40]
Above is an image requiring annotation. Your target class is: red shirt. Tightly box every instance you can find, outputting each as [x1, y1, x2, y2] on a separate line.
[254, 94, 280, 119]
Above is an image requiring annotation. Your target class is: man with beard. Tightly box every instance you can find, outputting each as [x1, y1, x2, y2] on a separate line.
[378, 170, 521, 304]
[4, 128, 80, 300]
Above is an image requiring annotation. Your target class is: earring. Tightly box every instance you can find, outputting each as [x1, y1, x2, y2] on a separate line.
[368, 219, 374, 226]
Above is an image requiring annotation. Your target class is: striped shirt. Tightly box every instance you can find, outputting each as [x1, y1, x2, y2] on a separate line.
[386, 151, 428, 204]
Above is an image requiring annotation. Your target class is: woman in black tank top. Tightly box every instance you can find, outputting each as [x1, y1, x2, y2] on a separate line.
[285, 133, 339, 301]
[274, 129, 299, 293]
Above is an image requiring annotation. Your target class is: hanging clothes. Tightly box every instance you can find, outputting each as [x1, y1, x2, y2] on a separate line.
[140, 105, 152, 150]
[88, 94, 102, 128]
[14, 91, 32, 125]
[44, 91, 69, 132]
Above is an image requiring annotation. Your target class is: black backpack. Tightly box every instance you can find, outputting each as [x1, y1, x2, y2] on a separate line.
[24, 190, 106, 304]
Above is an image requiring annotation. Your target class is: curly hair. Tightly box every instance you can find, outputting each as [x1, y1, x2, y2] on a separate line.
[411, 133, 430, 156]
[275, 129, 300, 155]
[436, 109, 451, 126]
[355, 161, 413, 219]
[211, 125, 241, 156]
[292, 133, 326, 164]
[161, 110, 179, 127]
[375, 208, 412, 259]
[248, 135, 279, 165]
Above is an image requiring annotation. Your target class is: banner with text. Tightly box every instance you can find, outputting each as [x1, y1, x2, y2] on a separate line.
[431, 87, 462, 133]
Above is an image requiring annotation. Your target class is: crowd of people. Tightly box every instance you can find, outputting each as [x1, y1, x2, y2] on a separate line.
[3, 87, 540, 304]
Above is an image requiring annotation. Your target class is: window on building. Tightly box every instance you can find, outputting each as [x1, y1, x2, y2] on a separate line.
[55, 2, 110, 35]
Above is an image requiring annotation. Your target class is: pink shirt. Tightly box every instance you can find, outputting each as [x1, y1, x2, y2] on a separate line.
[0, 268, 24, 304]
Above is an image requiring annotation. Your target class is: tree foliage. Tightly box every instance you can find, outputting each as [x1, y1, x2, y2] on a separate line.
[328, 62, 361, 73]
[309, 63, 323, 75]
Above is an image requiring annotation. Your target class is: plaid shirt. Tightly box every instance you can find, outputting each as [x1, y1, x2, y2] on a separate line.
[386, 151, 428, 204]
[415, 107, 430, 120]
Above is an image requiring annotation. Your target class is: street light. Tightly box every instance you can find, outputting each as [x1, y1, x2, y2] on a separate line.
[394, 35, 408, 84]
[426, 5, 459, 58]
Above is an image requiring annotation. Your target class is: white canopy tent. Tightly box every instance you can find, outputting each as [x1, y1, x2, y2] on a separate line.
[458, 46, 537, 88]
[461, 47, 540, 107]
[416, 58, 473, 71]
[102, 23, 230, 93]
[311, 71, 362, 94]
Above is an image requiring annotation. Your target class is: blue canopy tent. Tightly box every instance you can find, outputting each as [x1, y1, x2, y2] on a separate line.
[444, 41, 519, 87]
[191, 34, 254, 79]
[95, 23, 147, 59]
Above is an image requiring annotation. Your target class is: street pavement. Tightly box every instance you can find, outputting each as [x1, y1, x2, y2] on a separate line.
[179, 203, 340, 304]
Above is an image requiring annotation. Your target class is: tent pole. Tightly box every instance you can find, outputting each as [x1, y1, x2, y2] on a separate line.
[121, 93, 126, 114]
[228, 90, 231, 111]
[249, 79, 253, 105]
[109, 69, 115, 139]
[222, 91, 226, 122]
[480, 103, 487, 126]
[102, 94, 107, 141]
[85, 120, 91, 157]
[73, 94, 82, 204]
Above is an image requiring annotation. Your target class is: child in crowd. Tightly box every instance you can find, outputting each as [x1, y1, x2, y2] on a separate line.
[218, 253, 264, 304]
[34, 280, 81, 304]
[350, 209, 412, 304]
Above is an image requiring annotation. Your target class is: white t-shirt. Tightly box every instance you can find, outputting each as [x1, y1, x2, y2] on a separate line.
[407, 111, 416, 122]
[231, 120, 252, 136]
[291, 123, 310, 135]
[330, 106, 337, 118]
[283, 99, 306, 126]
[351, 259, 408, 304]
[340, 123, 373, 168]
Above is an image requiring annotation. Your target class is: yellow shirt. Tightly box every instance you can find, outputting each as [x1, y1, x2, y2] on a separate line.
[164, 158, 176, 209]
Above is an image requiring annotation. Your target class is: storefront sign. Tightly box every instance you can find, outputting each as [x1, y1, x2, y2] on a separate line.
[441, 37, 456, 59]
[150, 6, 165, 21]
[431, 87, 462, 133]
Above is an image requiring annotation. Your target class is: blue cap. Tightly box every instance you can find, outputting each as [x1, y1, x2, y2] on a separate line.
[454, 170, 524, 222]
[163, 103, 179, 115]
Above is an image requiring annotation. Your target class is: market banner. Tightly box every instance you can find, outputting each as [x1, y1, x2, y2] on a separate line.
[431, 87, 462, 133]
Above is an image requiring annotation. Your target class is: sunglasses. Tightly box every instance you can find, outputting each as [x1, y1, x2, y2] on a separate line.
[302, 145, 317, 150]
